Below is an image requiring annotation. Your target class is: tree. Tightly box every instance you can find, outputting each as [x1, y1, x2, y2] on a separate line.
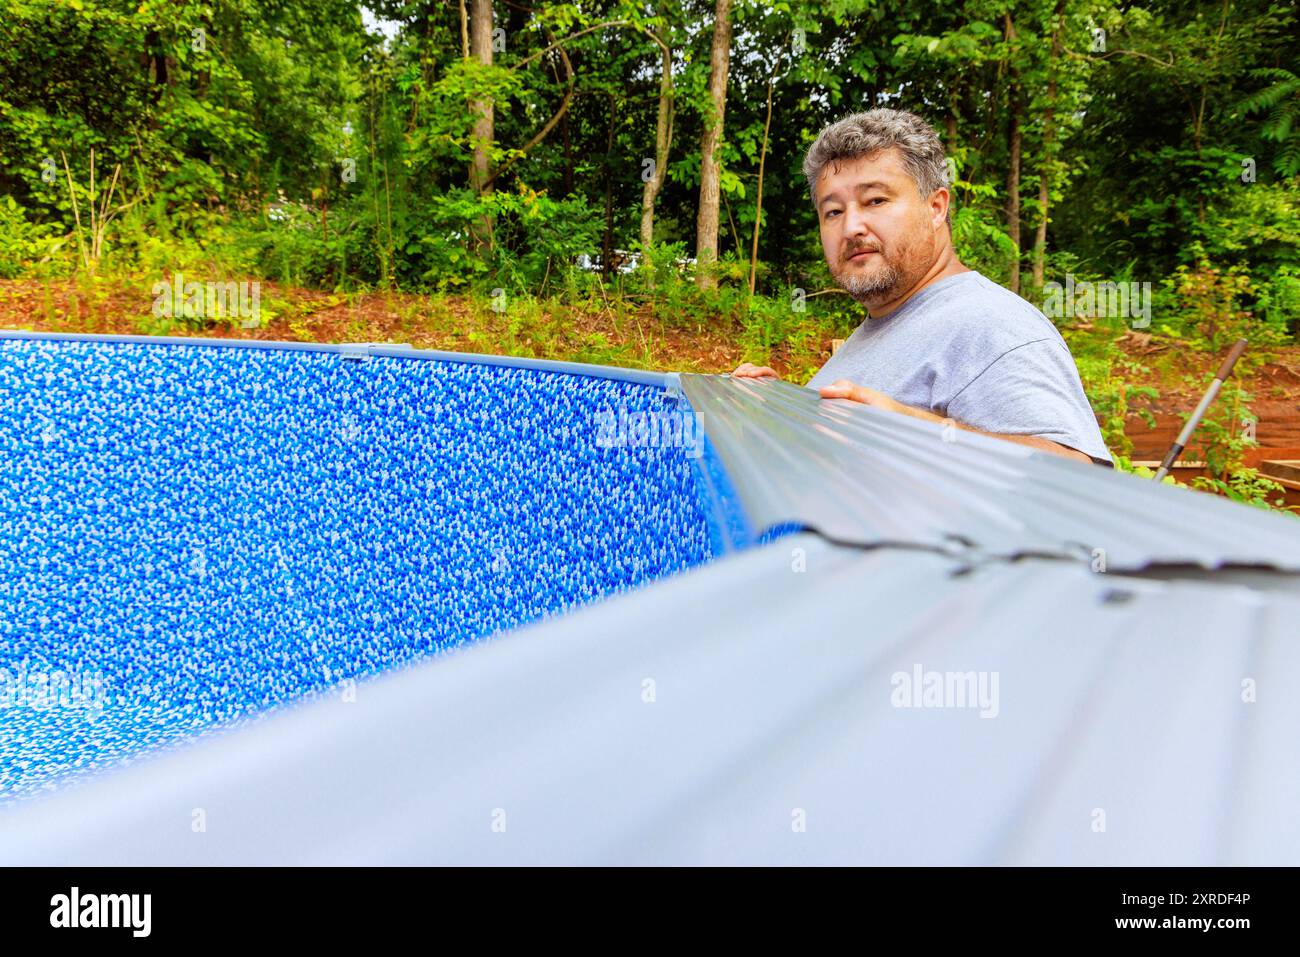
[1031, 0, 1066, 289]
[695, 0, 733, 290]
[469, 0, 494, 251]
[1004, 10, 1023, 294]
[639, 11, 676, 259]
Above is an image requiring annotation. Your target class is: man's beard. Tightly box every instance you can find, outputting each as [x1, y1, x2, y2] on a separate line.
[831, 231, 926, 308]
[835, 256, 901, 303]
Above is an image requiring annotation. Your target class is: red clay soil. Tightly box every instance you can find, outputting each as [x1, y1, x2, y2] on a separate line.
[0, 278, 746, 375]
[1120, 338, 1300, 457]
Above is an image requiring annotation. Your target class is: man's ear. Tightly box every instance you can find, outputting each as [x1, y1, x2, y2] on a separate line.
[928, 187, 950, 231]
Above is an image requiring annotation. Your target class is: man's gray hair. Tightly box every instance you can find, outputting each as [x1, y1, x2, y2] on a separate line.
[803, 109, 952, 225]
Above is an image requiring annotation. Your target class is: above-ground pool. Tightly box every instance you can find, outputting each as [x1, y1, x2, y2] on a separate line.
[0, 335, 750, 802]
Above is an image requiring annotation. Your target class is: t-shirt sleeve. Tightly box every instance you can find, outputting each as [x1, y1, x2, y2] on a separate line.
[944, 337, 1114, 466]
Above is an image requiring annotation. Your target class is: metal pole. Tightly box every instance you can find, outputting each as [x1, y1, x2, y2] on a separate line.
[1153, 338, 1249, 482]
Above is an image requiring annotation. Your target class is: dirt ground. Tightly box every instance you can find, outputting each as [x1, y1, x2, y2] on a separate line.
[0, 278, 746, 375]
[1112, 331, 1300, 456]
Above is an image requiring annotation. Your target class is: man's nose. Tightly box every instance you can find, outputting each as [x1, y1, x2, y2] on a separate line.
[842, 203, 873, 239]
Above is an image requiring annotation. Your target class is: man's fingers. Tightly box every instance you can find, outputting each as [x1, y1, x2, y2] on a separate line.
[818, 379, 867, 401]
[731, 363, 779, 379]
[819, 379, 893, 410]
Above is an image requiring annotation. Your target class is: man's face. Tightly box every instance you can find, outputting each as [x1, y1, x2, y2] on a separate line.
[815, 148, 946, 309]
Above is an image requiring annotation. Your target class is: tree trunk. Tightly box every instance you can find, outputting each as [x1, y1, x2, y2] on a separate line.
[639, 22, 674, 266]
[1032, 0, 1066, 290]
[143, 29, 171, 103]
[749, 52, 780, 296]
[562, 110, 573, 196]
[602, 94, 617, 278]
[194, 13, 212, 101]
[694, 0, 733, 290]
[469, 0, 494, 252]
[1003, 13, 1022, 295]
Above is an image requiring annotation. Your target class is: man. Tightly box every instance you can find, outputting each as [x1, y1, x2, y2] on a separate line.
[733, 109, 1112, 466]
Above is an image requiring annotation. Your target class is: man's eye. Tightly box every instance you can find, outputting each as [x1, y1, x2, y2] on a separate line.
[867, 198, 885, 206]
[824, 209, 841, 219]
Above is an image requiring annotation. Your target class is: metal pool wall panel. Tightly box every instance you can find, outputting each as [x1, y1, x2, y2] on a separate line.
[1, 531, 1296, 865]
[679, 373, 1300, 573]
[0, 332, 731, 801]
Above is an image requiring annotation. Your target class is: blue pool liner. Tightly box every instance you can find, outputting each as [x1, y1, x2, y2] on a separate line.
[0, 335, 769, 801]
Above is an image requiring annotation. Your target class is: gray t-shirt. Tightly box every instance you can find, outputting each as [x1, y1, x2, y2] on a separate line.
[806, 270, 1113, 465]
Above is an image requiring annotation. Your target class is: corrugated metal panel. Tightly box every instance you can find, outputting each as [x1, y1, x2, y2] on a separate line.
[680, 373, 1300, 572]
[0, 532, 1294, 865]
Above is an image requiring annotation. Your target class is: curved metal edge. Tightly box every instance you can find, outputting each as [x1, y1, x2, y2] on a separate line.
[665, 372, 752, 556]
[0, 329, 672, 388]
[678, 372, 814, 551]
[679, 371, 1300, 576]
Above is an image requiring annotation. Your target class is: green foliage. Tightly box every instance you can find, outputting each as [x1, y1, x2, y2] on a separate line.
[1162, 258, 1289, 353]
[1240, 68, 1300, 177]
[1171, 379, 1286, 511]
[1113, 456, 1179, 484]
[1192, 468, 1291, 511]
[0, 0, 1297, 512]
[0, 197, 66, 278]
[410, 185, 603, 292]
[951, 200, 1019, 285]
[1072, 347, 1159, 460]
[1256, 266, 1300, 338]
[627, 240, 692, 291]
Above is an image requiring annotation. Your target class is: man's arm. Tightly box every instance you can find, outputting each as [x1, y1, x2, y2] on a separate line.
[817, 379, 1093, 464]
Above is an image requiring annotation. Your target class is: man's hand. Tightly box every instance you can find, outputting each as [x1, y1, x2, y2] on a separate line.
[818, 378, 1093, 463]
[731, 362, 780, 379]
[817, 379, 909, 416]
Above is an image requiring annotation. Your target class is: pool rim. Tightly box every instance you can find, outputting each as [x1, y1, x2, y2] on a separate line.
[0, 329, 674, 389]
